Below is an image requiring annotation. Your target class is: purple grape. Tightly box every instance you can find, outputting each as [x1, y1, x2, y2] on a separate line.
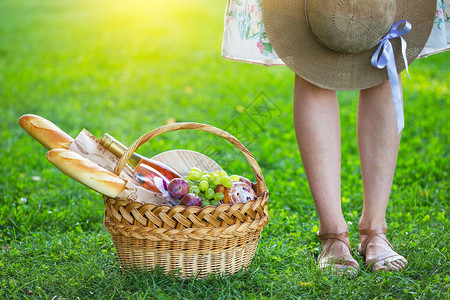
[167, 178, 190, 199]
[180, 193, 202, 207]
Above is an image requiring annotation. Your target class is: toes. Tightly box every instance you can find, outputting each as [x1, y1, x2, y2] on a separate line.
[389, 256, 408, 271]
[384, 257, 408, 272]
[395, 257, 408, 270]
[374, 264, 388, 272]
[396, 260, 405, 269]
[371, 260, 387, 272]
[335, 266, 358, 277]
[372, 256, 409, 272]
[345, 267, 358, 277]
[395, 259, 405, 269]
[388, 260, 401, 271]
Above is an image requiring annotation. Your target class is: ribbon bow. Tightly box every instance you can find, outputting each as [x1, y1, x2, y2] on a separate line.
[371, 20, 412, 134]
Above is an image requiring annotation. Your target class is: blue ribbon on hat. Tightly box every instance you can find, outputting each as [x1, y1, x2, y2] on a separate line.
[371, 20, 412, 134]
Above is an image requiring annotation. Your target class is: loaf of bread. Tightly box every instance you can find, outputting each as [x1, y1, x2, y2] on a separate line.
[19, 114, 74, 150]
[46, 149, 126, 198]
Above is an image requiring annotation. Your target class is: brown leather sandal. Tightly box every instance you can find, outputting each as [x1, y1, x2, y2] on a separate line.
[358, 227, 408, 272]
[317, 231, 359, 276]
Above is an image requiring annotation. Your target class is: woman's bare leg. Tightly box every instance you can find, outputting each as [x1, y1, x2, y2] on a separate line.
[293, 75, 358, 274]
[357, 76, 408, 271]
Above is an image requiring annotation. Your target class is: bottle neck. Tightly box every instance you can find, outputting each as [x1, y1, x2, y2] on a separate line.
[99, 133, 141, 168]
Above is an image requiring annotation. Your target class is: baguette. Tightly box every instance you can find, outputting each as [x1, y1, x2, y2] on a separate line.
[46, 149, 126, 198]
[19, 114, 74, 150]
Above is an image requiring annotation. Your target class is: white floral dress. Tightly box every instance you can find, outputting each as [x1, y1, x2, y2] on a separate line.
[420, 0, 450, 56]
[221, 0, 283, 66]
[222, 0, 450, 65]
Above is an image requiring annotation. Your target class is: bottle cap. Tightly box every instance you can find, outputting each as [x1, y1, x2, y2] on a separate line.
[99, 133, 140, 168]
[99, 133, 114, 149]
[99, 133, 127, 157]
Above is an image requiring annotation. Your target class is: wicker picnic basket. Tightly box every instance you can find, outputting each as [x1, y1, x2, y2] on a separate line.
[102, 122, 270, 278]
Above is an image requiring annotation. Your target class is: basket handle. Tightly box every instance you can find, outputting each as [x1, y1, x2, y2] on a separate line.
[114, 122, 268, 197]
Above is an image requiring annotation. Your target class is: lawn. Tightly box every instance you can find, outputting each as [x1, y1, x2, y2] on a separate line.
[0, 0, 449, 299]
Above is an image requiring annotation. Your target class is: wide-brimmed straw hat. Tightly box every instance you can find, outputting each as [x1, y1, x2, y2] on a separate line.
[262, 0, 436, 91]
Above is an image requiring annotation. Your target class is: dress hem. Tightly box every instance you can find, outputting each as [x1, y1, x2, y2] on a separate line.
[418, 46, 450, 58]
[221, 55, 285, 67]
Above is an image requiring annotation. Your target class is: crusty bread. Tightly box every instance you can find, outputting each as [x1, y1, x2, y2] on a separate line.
[19, 114, 74, 150]
[46, 149, 126, 198]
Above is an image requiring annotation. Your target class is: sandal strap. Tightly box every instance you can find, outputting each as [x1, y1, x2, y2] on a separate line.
[317, 231, 359, 273]
[359, 227, 394, 256]
[317, 231, 351, 252]
[359, 227, 387, 235]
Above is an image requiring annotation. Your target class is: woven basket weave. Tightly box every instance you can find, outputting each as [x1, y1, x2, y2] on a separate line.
[103, 122, 269, 278]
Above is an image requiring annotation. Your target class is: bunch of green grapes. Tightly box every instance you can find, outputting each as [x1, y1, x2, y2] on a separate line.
[184, 167, 240, 207]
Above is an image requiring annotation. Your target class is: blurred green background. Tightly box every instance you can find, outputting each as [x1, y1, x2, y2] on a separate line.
[1, 0, 449, 298]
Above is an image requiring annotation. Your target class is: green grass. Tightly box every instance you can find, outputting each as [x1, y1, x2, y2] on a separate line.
[1, 0, 449, 299]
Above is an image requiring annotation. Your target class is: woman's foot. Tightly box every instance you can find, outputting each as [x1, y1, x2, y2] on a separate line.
[358, 227, 408, 272]
[317, 232, 359, 276]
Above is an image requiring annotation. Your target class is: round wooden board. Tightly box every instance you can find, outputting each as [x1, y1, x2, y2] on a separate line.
[150, 150, 222, 176]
